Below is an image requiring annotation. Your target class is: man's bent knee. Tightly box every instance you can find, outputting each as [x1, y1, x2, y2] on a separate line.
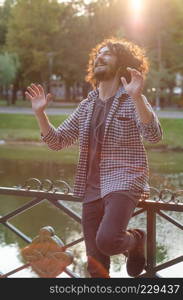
[96, 231, 130, 256]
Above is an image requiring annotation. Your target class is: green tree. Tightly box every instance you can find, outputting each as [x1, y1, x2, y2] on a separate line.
[136, 0, 183, 107]
[6, 0, 64, 87]
[0, 0, 14, 49]
[0, 52, 20, 103]
[6, 0, 92, 100]
[0, 52, 19, 85]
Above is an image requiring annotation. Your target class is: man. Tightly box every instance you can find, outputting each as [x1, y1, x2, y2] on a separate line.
[26, 38, 162, 278]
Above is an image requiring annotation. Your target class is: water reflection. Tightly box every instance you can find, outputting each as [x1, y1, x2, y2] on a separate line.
[0, 145, 183, 277]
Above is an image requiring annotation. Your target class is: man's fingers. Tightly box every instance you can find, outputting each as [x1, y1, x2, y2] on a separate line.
[127, 67, 132, 72]
[31, 83, 40, 95]
[37, 84, 45, 96]
[27, 86, 37, 97]
[121, 76, 127, 87]
[127, 67, 142, 77]
[46, 93, 53, 102]
[25, 91, 33, 101]
[127, 67, 137, 78]
[133, 70, 142, 77]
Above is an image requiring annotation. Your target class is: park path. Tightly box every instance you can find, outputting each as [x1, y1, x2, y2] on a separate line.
[0, 106, 183, 118]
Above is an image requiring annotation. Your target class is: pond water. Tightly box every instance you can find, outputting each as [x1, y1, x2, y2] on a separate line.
[0, 144, 182, 278]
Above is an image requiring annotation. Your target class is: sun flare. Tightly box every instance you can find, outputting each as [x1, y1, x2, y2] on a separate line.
[131, 0, 143, 14]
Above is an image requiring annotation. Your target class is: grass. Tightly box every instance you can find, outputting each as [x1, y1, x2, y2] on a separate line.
[155, 118, 183, 149]
[0, 114, 68, 141]
[0, 113, 183, 149]
[148, 151, 183, 174]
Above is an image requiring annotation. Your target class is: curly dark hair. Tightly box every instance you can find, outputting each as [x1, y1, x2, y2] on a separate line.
[85, 37, 149, 88]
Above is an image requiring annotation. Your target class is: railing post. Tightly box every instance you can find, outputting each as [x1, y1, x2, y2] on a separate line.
[146, 208, 156, 277]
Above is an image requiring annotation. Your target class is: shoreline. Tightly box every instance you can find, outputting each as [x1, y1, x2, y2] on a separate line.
[0, 139, 183, 152]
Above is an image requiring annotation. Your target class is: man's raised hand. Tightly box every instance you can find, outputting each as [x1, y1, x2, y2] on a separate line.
[121, 67, 144, 101]
[25, 84, 52, 115]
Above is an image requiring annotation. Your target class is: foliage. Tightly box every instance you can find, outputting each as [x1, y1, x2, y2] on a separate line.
[6, 0, 64, 85]
[142, 0, 183, 98]
[0, 0, 14, 49]
[0, 52, 20, 85]
[5, 0, 94, 88]
[0, 0, 182, 103]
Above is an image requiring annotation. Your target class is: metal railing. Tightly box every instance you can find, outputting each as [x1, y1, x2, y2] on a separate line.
[0, 178, 183, 278]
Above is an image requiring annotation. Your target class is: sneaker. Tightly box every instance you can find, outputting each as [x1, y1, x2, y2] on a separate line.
[126, 229, 146, 277]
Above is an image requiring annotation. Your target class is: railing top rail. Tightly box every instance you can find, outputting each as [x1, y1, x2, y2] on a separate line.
[0, 186, 183, 212]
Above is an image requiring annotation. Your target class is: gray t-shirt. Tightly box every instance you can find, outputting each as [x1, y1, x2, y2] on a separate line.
[83, 96, 114, 203]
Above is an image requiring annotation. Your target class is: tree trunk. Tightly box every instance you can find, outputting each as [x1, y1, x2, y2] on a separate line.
[11, 75, 20, 105]
[65, 82, 71, 101]
[11, 84, 17, 105]
[82, 81, 91, 98]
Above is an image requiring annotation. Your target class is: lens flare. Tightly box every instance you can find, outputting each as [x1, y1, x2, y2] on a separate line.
[131, 0, 143, 14]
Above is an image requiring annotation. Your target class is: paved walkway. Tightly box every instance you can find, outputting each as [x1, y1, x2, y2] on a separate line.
[0, 106, 183, 118]
[0, 106, 74, 115]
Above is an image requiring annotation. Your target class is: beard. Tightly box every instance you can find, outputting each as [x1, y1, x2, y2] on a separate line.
[93, 63, 118, 82]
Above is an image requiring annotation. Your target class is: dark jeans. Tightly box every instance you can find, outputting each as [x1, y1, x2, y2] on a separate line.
[81, 191, 140, 278]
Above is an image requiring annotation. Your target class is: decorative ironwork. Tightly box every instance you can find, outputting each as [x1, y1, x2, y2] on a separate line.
[149, 186, 183, 204]
[17, 177, 73, 194]
[14, 177, 183, 203]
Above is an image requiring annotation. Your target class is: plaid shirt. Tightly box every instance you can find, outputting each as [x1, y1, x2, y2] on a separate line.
[41, 85, 162, 200]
